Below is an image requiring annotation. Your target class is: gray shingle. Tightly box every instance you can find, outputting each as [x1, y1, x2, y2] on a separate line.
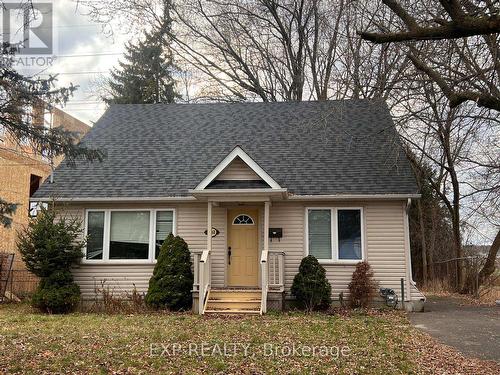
[34, 100, 418, 198]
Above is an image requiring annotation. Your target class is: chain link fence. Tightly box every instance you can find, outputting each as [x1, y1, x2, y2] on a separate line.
[5, 269, 39, 299]
[1, 252, 39, 301]
[429, 255, 498, 297]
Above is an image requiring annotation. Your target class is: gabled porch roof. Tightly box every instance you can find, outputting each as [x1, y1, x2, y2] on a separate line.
[190, 146, 287, 201]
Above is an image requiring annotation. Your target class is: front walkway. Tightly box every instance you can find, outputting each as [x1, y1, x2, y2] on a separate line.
[409, 295, 500, 361]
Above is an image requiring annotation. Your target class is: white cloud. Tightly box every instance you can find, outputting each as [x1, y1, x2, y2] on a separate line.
[14, 0, 131, 124]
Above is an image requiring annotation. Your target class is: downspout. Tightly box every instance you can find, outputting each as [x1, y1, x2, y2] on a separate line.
[404, 198, 425, 302]
[404, 198, 413, 301]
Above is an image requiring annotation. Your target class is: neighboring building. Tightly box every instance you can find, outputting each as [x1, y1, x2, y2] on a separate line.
[0, 104, 90, 270]
[32, 100, 425, 313]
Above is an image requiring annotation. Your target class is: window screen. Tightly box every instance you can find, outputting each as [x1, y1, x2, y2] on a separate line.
[308, 209, 332, 259]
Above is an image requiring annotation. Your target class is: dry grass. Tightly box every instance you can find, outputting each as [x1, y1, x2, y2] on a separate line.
[421, 274, 500, 306]
[0, 303, 498, 374]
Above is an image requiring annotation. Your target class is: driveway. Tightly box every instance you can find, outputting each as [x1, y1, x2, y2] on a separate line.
[409, 296, 500, 361]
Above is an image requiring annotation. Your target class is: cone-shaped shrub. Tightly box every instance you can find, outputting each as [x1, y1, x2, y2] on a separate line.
[348, 261, 377, 308]
[145, 234, 193, 310]
[291, 255, 331, 311]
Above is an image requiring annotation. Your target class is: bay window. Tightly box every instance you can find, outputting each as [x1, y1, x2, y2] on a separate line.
[85, 209, 175, 262]
[306, 207, 364, 262]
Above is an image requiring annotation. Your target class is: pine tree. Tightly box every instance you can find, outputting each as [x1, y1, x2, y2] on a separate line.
[17, 207, 84, 313]
[105, 22, 179, 104]
[0, 21, 103, 227]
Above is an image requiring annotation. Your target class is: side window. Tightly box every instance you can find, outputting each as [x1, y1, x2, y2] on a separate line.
[87, 211, 105, 260]
[155, 210, 174, 258]
[338, 209, 362, 260]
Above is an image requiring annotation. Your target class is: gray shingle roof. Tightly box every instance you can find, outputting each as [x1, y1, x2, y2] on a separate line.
[34, 100, 418, 198]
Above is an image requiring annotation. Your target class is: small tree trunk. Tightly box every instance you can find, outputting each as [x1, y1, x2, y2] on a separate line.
[478, 229, 500, 286]
[428, 207, 436, 281]
[451, 207, 463, 290]
[417, 200, 428, 286]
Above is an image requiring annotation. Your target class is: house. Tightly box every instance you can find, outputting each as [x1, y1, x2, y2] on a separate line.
[0, 103, 90, 275]
[31, 100, 425, 314]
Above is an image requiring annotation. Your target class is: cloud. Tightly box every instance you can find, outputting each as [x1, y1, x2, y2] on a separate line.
[14, 0, 130, 124]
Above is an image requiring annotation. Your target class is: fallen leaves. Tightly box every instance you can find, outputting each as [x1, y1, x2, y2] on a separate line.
[0, 303, 498, 374]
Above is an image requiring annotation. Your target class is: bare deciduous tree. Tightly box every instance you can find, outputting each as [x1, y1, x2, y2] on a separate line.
[360, 0, 500, 43]
[360, 1, 500, 111]
[396, 77, 499, 289]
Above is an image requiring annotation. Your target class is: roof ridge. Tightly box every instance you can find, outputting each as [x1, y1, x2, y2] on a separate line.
[107, 98, 378, 107]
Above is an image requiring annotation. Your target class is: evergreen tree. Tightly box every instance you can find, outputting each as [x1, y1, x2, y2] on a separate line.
[0, 4, 103, 227]
[105, 23, 179, 104]
[17, 207, 84, 313]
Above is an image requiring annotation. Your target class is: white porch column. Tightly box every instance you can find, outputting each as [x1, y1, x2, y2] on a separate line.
[207, 201, 212, 253]
[262, 201, 271, 313]
[264, 201, 270, 253]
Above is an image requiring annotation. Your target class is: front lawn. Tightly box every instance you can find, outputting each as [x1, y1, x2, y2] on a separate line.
[0, 304, 497, 374]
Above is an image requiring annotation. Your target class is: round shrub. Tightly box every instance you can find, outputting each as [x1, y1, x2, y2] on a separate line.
[31, 271, 81, 314]
[348, 261, 377, 308]
[145, 234, 193, 310]
[291, 255, 332, 311]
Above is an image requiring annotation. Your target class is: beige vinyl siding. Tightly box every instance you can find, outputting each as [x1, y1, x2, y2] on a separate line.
[59, 203, 226, 299]
[57, 199, 420, 302]
[215, 157, 261, 180]
[268, 201, 415, 301]
[176, 204, 226, 287]
[72, 264, 154, 300]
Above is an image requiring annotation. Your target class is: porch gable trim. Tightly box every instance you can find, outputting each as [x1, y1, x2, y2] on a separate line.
[194, 146, 282, 191]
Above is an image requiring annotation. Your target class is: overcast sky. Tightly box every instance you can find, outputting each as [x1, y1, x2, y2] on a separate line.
[15, 0, 128, 125]
[7, 1, 495, 244]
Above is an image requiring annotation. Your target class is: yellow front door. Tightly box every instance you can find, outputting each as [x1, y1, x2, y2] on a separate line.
[227, 208, 259, 287]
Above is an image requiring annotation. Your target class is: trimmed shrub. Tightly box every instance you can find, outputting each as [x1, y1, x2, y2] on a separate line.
[291, 255, 332, 311]
[348, 261, 377, 308]
[17, 207, 84, 313]
[31, 271, 81, 313]
[145, 234, 193, 310]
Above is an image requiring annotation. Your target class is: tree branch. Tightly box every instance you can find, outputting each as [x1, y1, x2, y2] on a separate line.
[360, 0, 500, 43]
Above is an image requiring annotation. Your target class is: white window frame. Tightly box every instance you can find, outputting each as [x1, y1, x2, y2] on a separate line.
[232, 213, 255, 225]
[83, 208, 176, 264]
[305, 207, 365, 264]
